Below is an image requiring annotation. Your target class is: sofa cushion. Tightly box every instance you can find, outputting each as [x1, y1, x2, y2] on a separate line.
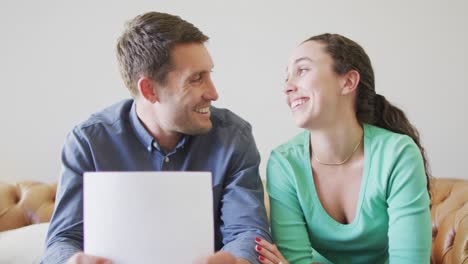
[0, 223, 49, 264]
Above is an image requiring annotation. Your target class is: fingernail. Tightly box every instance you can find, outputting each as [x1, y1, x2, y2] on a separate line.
[258, 255, 265, 261]
[255, 245, 262, 251]
[255, 237, 261, 242]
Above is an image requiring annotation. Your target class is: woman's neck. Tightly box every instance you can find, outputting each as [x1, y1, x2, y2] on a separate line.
[309, 117, 363, 165]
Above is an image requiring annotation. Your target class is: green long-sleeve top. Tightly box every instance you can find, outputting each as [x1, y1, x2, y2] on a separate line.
[266, 123, 431, 264]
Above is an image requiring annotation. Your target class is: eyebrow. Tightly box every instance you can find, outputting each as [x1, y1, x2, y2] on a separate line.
[193, 69, 211, 77]
[286, 57, 314, 72]
[191, 64, 214, 74]
[198, 64, 215, 74]
[294, 57, 314, 64]
[185, 67, 214, 83]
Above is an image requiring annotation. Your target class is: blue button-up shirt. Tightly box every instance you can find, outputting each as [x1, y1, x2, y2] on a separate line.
[42, 99, 271, 264]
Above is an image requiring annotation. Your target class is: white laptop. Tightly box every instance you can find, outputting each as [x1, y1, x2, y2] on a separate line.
[83, 171, 213, 264]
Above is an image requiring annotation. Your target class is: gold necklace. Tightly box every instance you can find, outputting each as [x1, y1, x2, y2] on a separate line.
[313, 136, 363, 166]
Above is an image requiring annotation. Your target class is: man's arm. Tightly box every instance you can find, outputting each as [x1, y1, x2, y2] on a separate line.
[220, 123, 272, 264]
[42, 128, 94, 264]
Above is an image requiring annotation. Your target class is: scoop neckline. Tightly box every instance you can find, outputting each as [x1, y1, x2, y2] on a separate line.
[303, 124, 373, 228]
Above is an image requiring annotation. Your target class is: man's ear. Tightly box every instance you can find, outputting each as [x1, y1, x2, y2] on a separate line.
[137, 76, 159, 103]
[340, 70, 360, 95]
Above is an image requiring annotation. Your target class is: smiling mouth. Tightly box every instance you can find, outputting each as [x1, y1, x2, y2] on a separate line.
[194, 106, 210, 114]
[290, 98, 309, 110]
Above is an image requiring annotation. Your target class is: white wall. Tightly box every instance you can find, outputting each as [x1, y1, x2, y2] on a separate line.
[1, 0, 467, 183]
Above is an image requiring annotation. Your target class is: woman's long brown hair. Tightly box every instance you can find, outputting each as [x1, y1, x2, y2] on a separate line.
[306, 33, 431, 196]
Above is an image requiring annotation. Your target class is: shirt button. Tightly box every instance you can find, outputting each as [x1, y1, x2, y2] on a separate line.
[165, 156, 170, 163]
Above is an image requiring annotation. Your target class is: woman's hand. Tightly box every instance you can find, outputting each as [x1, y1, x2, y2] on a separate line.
[255, 237, 288, 264]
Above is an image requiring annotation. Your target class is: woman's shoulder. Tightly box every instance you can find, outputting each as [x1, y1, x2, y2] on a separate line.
[365, 123, 417, 148]
[267, 131, 309, 187]
[271, 130, 309, 159]
[364, 123, 421, 164]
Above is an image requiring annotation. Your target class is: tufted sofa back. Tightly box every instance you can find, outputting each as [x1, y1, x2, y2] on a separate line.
[0, 178, 467, 263]
[0, 181, 56, 232]
[429, 178, 468, 264]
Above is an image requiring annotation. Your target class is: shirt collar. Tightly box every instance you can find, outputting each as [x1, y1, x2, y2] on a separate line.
[129, 101, 190, 153]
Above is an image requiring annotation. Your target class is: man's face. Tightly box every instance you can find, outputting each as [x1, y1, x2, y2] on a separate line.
[155, 43, 219, 135]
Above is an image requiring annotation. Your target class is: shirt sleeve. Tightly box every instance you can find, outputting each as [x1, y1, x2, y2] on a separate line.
[266, 150, 315, 264]
[386, 137, 431, 263]
[220, 124, 272, 264]
[41, 128, 94, 264]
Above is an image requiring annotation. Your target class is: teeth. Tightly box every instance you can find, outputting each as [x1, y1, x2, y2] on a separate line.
[195, 107, 209, 113]
[291, 99, 307, 109]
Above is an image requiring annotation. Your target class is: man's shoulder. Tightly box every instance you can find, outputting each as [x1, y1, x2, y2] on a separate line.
[74, 99, 133, 134]
[211, 106, 251, 132]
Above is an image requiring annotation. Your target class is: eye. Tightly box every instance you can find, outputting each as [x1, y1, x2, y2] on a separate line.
[297, 68, 308, 77]
[190, 74, 203, 83]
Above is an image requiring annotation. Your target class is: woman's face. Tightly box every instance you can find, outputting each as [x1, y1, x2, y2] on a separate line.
[284, 40, 344, 129]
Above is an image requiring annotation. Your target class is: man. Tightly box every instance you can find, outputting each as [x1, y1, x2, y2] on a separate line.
[42, 11, 271, 264]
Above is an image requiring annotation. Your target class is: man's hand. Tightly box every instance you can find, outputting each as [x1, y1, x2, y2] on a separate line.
[67, 252, 112, 264]
[193, 251, 237, 264]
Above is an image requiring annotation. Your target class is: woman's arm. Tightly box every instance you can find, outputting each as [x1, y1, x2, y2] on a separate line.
[266, 151, 315, 264]
[386, 137, 432, 263]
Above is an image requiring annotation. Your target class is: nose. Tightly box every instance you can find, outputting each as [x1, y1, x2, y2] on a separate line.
[203, 77, 219, 101]
[284, 79, 297, 95]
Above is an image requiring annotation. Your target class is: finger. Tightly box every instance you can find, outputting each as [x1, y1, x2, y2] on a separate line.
[271, 244, 288, 264]
[258, 255, 275, 264]
[255, 238, 283, 259]
[67, 252, 112, 264]
[255, 237, 277, 252]
[255, 244, 281, 264]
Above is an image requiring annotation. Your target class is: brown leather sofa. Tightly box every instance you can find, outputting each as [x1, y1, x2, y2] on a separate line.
[1, 178, 467, 263]
[0, 181, 56, 232]
[429, 178, 468, 264]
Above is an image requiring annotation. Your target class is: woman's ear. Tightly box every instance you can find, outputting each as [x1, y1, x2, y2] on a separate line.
[340, 70, 360, 95]
[137, 76, 159, 103]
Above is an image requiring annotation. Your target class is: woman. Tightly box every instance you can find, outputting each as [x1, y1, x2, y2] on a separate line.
[254, 34, 431, 263]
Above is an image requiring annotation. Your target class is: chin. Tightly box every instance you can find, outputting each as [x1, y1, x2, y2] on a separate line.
[184, 122, 213, 135]
[293, 117, 309, 129]
[195, 125, 212, 135]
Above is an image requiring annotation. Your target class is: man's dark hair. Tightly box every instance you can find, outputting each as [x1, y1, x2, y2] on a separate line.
[116, 12, 209, 96]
